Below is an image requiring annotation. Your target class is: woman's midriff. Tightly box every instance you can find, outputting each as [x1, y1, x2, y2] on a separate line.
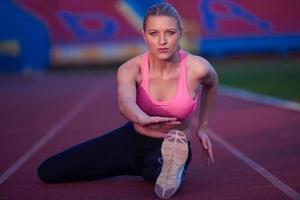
[133, 116, 193, 140]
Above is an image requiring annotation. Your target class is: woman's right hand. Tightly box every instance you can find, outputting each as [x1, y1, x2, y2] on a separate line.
[137, 115, 178, 127]
[138, 115, 181, 132]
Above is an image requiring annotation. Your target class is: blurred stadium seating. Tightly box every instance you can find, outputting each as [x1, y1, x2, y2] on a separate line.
[1, 0, 300, 72]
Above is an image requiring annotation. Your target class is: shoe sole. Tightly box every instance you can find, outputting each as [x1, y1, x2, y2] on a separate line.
[155, 130, 188, 199]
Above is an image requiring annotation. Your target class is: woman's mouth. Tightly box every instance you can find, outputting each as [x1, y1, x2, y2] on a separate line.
[158, 48, 169, 53]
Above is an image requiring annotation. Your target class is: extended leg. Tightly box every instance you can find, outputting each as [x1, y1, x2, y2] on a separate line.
[37, 123, 140, 183]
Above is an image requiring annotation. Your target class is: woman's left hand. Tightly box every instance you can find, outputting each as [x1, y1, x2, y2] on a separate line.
[197, 131, 214, 166]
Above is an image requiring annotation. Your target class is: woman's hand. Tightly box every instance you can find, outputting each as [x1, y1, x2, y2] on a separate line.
[146, 120, 182, 132]
[197, 131, 214, 166]
[137, 115, 178, 127]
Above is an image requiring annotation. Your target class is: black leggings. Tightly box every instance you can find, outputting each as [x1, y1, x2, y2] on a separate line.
[37, 122, 192, 183]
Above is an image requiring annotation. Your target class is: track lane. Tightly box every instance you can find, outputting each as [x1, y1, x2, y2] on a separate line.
[210, 95, 300, 195]
[0, 73, 299, 200]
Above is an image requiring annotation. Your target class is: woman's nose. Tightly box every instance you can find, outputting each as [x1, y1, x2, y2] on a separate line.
[159, 34, 167, 45]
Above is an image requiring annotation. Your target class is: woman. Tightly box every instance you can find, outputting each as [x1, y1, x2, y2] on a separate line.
[37, 2, 218, 199]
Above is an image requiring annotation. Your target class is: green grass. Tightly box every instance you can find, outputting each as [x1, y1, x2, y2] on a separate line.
[50, 54, 300, 103]
[210, 56, 300, 102]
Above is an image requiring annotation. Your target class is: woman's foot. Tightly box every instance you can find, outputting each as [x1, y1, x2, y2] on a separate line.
[155, 130, 189, 199]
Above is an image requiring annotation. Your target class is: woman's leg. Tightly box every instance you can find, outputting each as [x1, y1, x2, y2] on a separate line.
[37, 122, 140, 183]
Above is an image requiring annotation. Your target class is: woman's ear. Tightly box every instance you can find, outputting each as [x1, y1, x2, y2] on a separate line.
[179, 30, 183, 39]
[142, 30, 147, 42]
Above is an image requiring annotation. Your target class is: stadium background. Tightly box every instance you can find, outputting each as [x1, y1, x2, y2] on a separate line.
[1, 0, 300, 72]
[1, 1, 300, 199]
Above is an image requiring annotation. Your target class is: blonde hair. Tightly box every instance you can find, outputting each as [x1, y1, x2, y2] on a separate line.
[143, 3, 183, 31]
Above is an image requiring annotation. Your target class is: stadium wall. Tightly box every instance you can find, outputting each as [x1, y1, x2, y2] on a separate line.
[1, 0, 300, 71]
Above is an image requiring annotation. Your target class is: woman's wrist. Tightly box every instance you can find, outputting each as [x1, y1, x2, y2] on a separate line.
[136, 113, 149, 126]
[197, 129, 208, 137]
[197, 121, 209, 136]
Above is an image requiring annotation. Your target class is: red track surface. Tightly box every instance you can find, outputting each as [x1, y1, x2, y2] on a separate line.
[0, 72, 299, 200]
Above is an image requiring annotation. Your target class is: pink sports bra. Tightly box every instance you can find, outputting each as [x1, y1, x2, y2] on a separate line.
[137, 50, 199, 121]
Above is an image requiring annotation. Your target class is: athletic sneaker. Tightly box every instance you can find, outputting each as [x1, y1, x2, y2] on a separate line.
[155, 130, 189, 199]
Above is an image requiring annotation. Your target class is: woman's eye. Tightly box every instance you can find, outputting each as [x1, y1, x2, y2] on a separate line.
[167, 31, 175, 35]
[149, 32, 157, 36]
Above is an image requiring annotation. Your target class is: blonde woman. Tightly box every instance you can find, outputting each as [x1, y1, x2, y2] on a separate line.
[38, 3, 218, 199]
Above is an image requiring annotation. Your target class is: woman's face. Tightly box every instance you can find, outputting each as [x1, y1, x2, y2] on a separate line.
[143, 15, 182, 60]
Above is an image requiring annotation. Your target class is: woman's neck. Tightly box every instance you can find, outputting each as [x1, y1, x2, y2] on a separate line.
[148, 51, 180, 77]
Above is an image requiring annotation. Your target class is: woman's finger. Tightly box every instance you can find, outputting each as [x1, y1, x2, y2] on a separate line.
[163, 121, 181, 126]
[200, 135, 208, 149]
[207, 137, 214, 163]
[198, 134, 214, 166]
[152, 117, 177, 123]
[160, 117, 177, 122]
[208, 145, 214, 163]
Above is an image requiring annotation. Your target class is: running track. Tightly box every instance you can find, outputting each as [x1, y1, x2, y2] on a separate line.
[0, 72, 299, 200]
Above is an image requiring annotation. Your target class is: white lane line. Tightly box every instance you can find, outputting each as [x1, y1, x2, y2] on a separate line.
[0, 87, 98, 184]
[220, 85, 300, 112]
[209, 130, 300, 200]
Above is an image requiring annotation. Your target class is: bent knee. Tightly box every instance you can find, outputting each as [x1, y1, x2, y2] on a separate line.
[37, 159, 62, 183]
[142, 167, 160, 183]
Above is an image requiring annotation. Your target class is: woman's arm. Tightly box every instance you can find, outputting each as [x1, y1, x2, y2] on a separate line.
[192, 57, 219, 165]
[117, 58, 177, 126]
[197, 63, 218, 135]
[117, 59, 147, 125]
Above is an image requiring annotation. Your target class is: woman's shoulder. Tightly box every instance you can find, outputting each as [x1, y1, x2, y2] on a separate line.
[184, 51, 211, 68]
[117, 53, 144, 75]
[120, 54, 143, 69]
[184, 51, 214, 78]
